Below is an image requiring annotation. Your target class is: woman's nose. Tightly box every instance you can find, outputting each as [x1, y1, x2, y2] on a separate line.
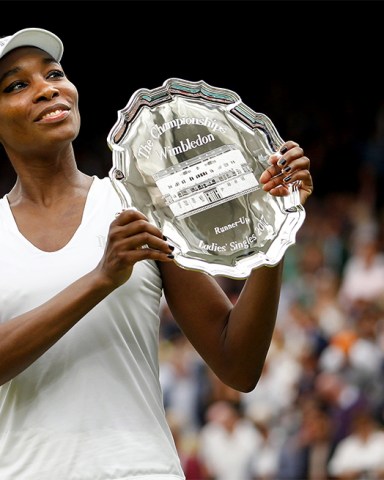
[33, 83, 59, 102]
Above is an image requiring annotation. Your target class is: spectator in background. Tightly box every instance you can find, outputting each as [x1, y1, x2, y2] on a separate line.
[314, 372, 369, 446]
[277, 399, 336, 480]
[197, 400, 263, 480]
[248, 405, 281, 480]
[338, 223, 384, 313]
[328, 409, 384, 479]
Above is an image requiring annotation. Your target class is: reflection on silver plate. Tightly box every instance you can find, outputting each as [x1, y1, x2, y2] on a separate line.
[107, 78, 306, 279]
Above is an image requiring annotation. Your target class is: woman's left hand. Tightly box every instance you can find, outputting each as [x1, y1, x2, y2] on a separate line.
[259, 140, 313, 205]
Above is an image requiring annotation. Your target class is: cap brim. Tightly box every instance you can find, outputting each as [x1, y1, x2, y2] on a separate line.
[0, 28, 63, 62]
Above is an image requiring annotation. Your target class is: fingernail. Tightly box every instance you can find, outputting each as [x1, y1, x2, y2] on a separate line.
[163, 235, 168, 241]
[167, 254, 175, 259]
[168, 244, 175, 251]
[283, 165, 291, 173]
[280, 146, 288, 154]
[277, 157, 287, 166]
[283, 175, 292, 183]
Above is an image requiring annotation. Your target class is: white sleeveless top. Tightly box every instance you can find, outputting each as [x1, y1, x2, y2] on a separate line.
[0, 176, 184, 480]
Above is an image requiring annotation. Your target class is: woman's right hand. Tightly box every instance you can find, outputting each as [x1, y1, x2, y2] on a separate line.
[96, 209, 174, 288]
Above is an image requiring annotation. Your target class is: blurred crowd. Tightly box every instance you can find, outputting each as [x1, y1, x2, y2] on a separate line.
[1, 97, 384, 480]
[159, 188, 384, 480]
[158, 101, 384, 480]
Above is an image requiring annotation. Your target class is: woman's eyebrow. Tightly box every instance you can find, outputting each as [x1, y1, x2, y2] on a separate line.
[0, 57, 59, 86]
[0, 66, 21, 85]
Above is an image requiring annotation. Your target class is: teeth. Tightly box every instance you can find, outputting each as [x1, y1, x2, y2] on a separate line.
[42, 110, 63, 119]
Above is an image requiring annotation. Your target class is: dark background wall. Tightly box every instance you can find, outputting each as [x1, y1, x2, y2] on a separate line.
[1, 1, 383, 201]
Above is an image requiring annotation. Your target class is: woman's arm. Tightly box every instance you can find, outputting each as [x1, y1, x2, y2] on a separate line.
[160, 260, 283, 393]
[0, 209, 174, 385]
[161, 141, 313, 392]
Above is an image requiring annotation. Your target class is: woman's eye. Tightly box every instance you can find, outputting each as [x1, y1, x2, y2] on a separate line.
[2, 70, 65, 93]
[47, 70, 65, 79]
[3, 81, 27, 93]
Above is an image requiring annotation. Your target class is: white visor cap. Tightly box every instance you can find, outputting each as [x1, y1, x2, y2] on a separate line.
[0, 27, 63, 62]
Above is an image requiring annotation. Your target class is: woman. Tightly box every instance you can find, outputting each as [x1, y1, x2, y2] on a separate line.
[0, 28, 313, 479]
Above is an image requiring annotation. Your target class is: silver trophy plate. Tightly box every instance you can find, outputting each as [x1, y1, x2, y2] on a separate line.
[107, 78, 305, 279]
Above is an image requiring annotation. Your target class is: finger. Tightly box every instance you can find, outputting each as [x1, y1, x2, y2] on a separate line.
[107, 211, 174, 260]
[109, 222, 174, 256]
[268, 140, 300, 166]
[113, 209, 165, 241]
[260, 143, 301, 184]
[105, 232, 174, 271]
[278, 156, 311, 186]
[261, 144, 309, 189]
[262, 167, 310, 195]
[114, 208, 149, 226]
[276, 146, 305, 169]
[279, 140, 299, 152]
[119, 245, 175, 263]
[268, 171, 313, 204]
[134, 231, 174, 254]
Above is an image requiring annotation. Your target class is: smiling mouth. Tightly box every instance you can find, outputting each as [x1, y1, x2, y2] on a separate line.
[41, 109, 65, 120]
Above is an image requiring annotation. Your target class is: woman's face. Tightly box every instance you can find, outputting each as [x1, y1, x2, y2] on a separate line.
[0, 46, 80, 156]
